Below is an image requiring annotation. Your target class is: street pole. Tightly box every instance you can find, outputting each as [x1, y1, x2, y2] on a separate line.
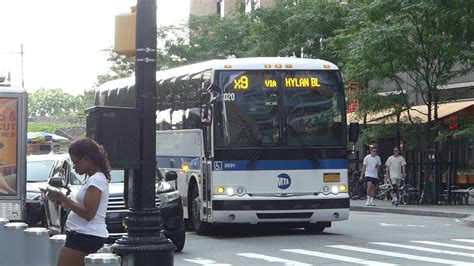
[112, 0, 175, 265]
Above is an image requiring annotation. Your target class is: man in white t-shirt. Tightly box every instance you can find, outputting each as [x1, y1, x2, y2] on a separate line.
[360, 146, 381, 206]
[385, 147, 406, 205]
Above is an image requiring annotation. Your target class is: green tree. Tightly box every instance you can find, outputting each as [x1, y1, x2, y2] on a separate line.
[332, 0, 474, 148]
[28, 88, 83, 117]
[95, 48, 135, 87]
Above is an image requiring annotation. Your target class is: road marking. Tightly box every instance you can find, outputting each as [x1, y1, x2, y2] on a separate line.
[329, 245, 474, 265]
[283, 249, 397, 266]
[452, 239, 474, 244]
[406, 225, 425, 227]
[411, 241, 474, 251]
[183, 258, 231, 266]
[371, 242, 474, 258]
[380, 223, 404, 227]
[238, 253, 311, 266]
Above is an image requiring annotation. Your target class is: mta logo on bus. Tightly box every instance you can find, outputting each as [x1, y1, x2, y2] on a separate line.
[277, 173, 291, 189]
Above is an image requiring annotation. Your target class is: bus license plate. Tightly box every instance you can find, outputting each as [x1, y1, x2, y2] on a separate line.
[324, 173, 340, 182]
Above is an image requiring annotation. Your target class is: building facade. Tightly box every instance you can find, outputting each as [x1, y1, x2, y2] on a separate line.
[190, 0, 277, 18]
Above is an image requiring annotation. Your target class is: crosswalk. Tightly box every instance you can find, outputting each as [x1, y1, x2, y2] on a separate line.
[181, 238, 474, 265]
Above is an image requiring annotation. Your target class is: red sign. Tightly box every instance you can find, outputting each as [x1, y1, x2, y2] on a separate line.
[348, 82, 362, 113]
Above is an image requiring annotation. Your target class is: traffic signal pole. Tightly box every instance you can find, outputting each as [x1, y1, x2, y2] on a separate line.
[112, 0, 175, 264]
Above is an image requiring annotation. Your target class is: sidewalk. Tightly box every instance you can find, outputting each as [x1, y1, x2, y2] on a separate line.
[350, 199, 474, 226]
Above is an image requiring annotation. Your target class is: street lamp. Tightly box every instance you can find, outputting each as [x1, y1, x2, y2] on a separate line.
[111, 0, 175, 265]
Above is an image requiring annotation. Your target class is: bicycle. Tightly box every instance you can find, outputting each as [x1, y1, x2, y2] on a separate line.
[348, 170, 367, 200]
[399, 178, 419, 205]
[375, 177, 393, 201]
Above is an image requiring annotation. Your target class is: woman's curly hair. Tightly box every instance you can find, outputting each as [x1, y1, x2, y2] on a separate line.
[68, 138, 111, 181]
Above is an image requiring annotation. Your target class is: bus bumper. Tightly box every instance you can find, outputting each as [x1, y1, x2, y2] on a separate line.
[208, 197, 349, 224]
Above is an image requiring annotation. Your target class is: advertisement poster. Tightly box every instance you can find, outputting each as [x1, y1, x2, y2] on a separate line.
[0, 98, 18, 196]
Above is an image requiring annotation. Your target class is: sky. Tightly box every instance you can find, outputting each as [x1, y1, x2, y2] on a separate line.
[0, 0, 189, 95]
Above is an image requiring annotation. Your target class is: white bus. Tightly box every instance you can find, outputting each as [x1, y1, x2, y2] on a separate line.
[96, 57, 359, 235]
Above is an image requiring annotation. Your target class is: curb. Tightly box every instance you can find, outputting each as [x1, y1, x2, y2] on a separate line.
[350, 206, 469, 219]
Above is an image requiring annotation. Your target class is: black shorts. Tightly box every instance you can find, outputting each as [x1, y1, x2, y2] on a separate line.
[365, 176, 379, 184]
[65, 231, 107, 254]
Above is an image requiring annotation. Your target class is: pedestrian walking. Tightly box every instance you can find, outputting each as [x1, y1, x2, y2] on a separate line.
[385, 146, 406, 206]
[42, 138, 110, 266]
[360, 146, 381, 206]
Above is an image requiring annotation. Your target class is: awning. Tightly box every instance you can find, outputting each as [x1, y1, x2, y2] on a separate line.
[347, 100, 474, 124]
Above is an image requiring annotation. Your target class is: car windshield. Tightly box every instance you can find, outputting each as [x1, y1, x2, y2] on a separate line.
[110, 170, 124, 183]
[75, 169, 124, 183]
[27, 160, 54, 182]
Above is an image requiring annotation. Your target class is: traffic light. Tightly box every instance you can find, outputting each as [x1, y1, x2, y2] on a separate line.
[115, 6, 136, 57]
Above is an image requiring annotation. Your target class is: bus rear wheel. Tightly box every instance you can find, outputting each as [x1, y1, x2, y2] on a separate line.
[191, 186, 211, 235]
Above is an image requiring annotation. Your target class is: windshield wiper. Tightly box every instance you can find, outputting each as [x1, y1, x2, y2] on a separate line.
[287, 124, 320, 166]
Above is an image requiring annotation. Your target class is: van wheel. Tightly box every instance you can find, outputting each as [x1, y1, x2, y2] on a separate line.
[191, 186, 211, 235]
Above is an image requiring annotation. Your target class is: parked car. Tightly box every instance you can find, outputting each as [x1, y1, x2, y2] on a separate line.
[41, 166, 185, 251]
[105, 169, 186, 252]
[26, 154, 81, 229]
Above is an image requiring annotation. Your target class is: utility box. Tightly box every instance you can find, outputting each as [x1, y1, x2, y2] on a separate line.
[86, 106, 140, 169]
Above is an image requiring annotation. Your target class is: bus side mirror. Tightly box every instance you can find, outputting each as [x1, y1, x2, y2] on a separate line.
[348, 122, 360, 143]
[201, 104, 212, 126]
[165, 171, 178, 181]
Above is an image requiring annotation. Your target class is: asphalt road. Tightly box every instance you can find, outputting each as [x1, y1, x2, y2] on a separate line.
[175, 211, 474, 266]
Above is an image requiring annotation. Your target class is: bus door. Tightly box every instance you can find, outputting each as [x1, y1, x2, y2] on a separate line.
[156, 129, 205, 218]
[0, 87, 27, 221]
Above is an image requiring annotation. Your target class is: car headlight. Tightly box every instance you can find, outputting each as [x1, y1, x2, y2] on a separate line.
[26, 192, 42, 201]
[157, 191, 180, 203]
[156, 181, 174, 193]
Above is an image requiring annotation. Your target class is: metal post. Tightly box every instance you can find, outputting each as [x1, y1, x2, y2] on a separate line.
[25, 227, 50, 266]
[112, 0, 175, 265]
[50, 235, 66, 266]
[85, 253, 121, 266]
[0, 218, 9, 266]
[3, 222, 28, 266]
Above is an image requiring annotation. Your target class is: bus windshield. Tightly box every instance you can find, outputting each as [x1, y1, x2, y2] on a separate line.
[215, 70, 345, 148]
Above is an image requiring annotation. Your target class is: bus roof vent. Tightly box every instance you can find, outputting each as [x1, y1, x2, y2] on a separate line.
[227, 55, 236, 59]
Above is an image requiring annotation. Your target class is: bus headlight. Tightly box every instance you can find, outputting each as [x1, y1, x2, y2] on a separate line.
[321, 185, 346, 195]
[226, 187, 235, 196]
[215, 186, 247, 197]
[339, 185, 347, 192]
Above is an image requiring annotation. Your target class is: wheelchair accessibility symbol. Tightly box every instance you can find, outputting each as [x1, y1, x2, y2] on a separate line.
[214, 161, 223, 171]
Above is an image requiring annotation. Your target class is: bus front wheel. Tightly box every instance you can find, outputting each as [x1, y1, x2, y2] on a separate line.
[191, 186, 211, 235]
[305, 222, 329, 234]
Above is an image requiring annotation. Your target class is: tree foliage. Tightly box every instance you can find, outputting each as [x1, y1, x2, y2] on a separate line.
[28, 88, 95, 117]
[95, 48, 135, 87]
[331, 0, 474, 147]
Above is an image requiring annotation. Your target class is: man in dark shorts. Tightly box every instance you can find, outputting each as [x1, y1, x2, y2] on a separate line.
[360, 147, 381, 206]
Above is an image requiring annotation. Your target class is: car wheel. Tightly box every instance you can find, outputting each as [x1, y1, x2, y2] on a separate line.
[191, 186, 211, 235]
[168, 228, 186, 252]
[60, 209, 68, 234]
[40, 208, 48, 229]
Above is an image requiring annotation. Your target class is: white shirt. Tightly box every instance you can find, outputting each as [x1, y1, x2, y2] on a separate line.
[66, 172, 109, 238]
[363, 154, 381, 178]
[386, 155, 406, 179]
